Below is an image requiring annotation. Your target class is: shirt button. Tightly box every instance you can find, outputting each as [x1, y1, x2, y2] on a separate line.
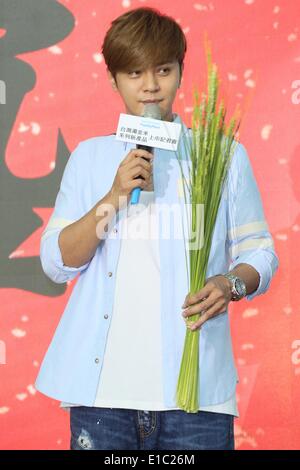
[95, 358, 99, 364]
[108, 272, 113, 277]
[104, 314, 109, 319]
[113, 228, 118, 233]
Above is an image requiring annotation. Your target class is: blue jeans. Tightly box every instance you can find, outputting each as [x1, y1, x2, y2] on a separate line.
[70, 406, 235, 450]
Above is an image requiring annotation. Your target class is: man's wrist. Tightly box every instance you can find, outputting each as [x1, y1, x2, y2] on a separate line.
[222, 272, 247, 301]
[105, 189, 121, 212]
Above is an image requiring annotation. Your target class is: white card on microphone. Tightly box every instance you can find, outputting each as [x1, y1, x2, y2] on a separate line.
[116, 113, 182, 151]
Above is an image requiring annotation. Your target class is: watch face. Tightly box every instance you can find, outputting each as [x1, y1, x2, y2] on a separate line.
[235, 278, 246, 296]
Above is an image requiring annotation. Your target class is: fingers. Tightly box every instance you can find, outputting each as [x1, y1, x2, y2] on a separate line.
[119, 150, 153, 185]
[110, 150, 154, 209]
[121, 149, 153, 166]
[128, 166, 151, 183]
[182, 294, 214, 317]
[185, 301, 226, 331]
[124, 152, 153, 190]
[126, 156, 153, 174]
[182, 287, 229, 317]
[118, 173, 148, 191]
[182, 285, 213, 308]
[129, 178, 148, 190]
[182, 285, 226, 322]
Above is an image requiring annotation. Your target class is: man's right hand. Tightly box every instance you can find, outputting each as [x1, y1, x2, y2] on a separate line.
[108, 149, 154, 210]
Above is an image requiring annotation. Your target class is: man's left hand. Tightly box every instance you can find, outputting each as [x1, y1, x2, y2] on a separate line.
[181, 275, 232, 331]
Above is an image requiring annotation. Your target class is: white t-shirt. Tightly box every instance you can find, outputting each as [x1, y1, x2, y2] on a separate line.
[61, 190, 238, 417]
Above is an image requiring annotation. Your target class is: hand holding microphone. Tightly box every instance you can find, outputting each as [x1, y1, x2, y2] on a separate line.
[108, 149, 153, 211]
[110, 102, 163, 209]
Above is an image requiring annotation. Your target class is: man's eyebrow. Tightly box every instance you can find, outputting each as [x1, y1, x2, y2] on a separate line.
[126, 62, 174, 72]
[156, 62, 174, 66]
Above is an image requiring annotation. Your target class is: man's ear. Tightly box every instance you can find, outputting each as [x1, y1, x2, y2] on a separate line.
[107, 70, 118, 91]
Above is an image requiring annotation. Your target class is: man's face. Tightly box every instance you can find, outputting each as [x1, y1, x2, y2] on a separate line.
[108, 61, 182, 122]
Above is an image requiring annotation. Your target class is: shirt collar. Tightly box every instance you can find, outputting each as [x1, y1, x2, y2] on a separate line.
[172, 112, 189, 136]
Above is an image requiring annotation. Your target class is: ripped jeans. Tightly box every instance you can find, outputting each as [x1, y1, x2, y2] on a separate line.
[70, 406, 235, 450]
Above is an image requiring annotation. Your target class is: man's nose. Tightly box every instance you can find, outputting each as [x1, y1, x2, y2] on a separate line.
[142, 72, 160, 92]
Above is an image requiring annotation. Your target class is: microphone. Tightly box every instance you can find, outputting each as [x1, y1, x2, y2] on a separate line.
[130, 103, 162, 204]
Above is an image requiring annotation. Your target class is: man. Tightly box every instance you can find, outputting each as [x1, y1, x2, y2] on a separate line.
[35, 7, 279, 450]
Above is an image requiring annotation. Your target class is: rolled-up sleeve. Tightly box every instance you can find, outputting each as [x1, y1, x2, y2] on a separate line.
[40, 142, 91, 284]
[226, 143, 279, 301]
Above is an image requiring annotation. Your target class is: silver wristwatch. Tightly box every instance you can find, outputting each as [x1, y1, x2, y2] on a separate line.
[223, 273, 247, 301]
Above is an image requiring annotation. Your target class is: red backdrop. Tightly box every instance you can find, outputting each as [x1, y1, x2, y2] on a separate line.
[0, 0, 299, 450]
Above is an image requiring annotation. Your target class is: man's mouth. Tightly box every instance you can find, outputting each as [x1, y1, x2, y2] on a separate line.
[141, 99, 163, 104]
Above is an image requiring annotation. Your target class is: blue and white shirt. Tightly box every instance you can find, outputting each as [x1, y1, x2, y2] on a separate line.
[35, 113, 279, 408]
[59, 189, 239, 416]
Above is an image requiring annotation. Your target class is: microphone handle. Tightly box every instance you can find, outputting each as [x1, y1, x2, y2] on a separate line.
[130, 144, 154, 205]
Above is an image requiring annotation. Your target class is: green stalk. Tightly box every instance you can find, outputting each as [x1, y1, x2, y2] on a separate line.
[175, 43, 240, 413]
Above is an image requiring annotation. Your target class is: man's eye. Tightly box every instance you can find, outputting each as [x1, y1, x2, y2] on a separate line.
[160, 67, 170, 72]
[128, 68, 170, 77]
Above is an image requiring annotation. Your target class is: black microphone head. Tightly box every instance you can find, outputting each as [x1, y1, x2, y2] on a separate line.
[142, 102, 162, 120]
